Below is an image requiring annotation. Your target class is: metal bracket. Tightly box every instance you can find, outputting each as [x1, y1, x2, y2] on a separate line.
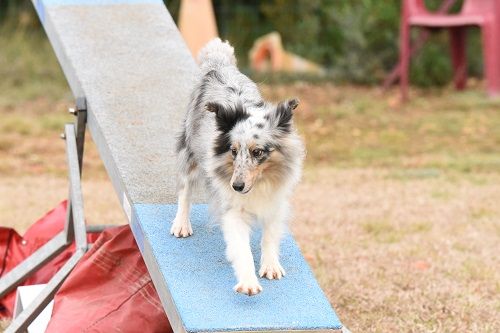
[0, 98, 98, 333]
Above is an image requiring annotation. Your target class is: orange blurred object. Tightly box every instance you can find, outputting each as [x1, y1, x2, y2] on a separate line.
[178, 0, 218, 59]
[412, 260, 431, 271]
[249, 32, 325, 75]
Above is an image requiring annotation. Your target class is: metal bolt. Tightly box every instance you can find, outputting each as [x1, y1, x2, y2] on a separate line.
[68, 107, 77, 115]
[60, 133, 66, 140]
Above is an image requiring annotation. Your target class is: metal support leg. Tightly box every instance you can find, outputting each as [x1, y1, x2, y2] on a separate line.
[1, 99, 89, 332]
[0, 232, 68, 299]
[5, 250, 85, 333]
[64, 98, 87, 244]
[65, 123, 88, 251]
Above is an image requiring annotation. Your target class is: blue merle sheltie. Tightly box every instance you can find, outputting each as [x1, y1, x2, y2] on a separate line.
[171, 38, 305, 296]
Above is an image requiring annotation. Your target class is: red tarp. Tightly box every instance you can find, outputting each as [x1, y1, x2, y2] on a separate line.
[0, 201, 83, 318]
[0, 201, 172, 333]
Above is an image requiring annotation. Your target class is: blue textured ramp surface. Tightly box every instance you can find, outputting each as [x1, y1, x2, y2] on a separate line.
[132, 204, 342, 332]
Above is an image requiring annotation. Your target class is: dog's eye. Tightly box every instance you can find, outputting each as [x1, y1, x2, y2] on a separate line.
[231, 148, 237, 157]
[252, 149, 263, 158]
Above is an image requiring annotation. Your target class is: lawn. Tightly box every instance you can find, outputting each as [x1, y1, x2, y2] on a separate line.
[1, 31, 500, 332]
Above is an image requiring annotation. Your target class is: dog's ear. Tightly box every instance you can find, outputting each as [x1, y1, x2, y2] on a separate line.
[286, 98, 300, 111]
[208, 102, 250, 134]
[275, 98, 299, 132]
[206, 102, 222, 114]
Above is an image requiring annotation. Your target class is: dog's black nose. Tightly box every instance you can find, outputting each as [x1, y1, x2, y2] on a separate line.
[232, 182, 245, 192]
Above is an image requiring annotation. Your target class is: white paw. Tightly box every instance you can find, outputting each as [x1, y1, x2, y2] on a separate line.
[259, 261, 286, 280]
[170, 218, 193, 238]
[233, 277, 262, 296]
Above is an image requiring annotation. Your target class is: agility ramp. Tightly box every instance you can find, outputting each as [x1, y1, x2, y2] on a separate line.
[6, 0, 345, 331]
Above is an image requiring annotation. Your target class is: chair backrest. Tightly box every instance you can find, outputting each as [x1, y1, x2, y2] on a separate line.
[404, 0, 500, 27]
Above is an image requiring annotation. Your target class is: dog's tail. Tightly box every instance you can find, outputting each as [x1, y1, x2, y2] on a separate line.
[198, 38, 237, 73]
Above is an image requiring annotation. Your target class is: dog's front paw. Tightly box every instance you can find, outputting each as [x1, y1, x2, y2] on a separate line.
[233, 277, 262, 296]
[170, 218, 193, 238]
[259, 261, 286, 280]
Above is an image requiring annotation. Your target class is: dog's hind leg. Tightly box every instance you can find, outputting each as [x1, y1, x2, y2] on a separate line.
[171, 147, 197, 238]
[259, 202, 287, 280]
[222, 209, 262, 296]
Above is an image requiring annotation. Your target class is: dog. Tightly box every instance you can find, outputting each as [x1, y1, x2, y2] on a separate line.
[171, 38, 305, 296]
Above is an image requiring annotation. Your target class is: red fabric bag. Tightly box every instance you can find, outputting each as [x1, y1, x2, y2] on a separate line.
[0, 201, 96, 318]
[46, 225, 172, 333]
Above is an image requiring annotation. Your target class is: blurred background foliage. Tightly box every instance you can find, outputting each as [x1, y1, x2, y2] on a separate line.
[0, 0, 484, 86]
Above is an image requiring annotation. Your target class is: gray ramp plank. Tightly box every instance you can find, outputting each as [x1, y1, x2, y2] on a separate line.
[32, 1, 345, 332]
[34, 0, 200, 205]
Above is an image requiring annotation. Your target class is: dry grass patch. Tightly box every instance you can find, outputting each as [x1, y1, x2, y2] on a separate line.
[292, 168, 500, 332]
[3, 168, 497, 331]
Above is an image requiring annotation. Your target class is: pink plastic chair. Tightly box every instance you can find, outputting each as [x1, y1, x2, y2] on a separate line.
[400, 0, 500, 99]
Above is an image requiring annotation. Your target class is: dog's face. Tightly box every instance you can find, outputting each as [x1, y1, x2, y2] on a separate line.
[207, 99, 299, 194]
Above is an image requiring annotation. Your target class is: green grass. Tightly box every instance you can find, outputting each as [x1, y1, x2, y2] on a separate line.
[0, 113, 71, 136]
[2, 29, 500, 177]
[293, 86, 500, 173]
[362, 219, 403, 243]
[361, 219, 432, 244]
[0, 27, 70, 107]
